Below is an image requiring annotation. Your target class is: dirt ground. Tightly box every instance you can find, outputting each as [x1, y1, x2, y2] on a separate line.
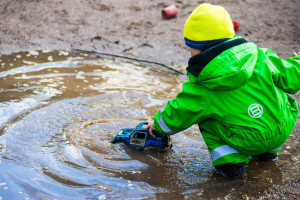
[0, 0, 299, 199]
[1, 0, 300, 65]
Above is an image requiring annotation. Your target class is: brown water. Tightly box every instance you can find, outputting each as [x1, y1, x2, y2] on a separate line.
[0, 51, 299, 199]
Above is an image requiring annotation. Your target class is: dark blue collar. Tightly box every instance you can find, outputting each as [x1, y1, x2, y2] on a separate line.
[187, 38, 247, 77]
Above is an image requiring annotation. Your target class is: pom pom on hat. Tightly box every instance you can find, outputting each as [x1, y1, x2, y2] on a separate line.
[184, 3, 235, 49]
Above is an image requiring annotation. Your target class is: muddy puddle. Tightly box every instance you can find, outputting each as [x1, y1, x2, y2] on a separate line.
[0, 51, 299, 199]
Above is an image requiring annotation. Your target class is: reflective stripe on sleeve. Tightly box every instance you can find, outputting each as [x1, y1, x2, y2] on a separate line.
[158, 113, 176, 135]
[271, 145, 282, 152]
[210, 145, 240, 161]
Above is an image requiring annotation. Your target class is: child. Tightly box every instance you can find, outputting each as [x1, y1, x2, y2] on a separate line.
[146, 3, 300, 178]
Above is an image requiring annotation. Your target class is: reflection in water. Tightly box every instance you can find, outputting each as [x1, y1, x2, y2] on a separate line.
[0, 51, 296, 199]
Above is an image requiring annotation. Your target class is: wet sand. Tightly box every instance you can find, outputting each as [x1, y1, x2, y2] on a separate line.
[0, 0, 299, 199]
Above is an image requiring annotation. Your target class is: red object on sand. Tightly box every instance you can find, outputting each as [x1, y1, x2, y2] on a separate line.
[162, 5, 177, 19]
[233, 20, 240, 31]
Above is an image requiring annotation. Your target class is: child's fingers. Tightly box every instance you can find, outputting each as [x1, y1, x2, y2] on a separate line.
[292, 51, 300, 57]
[146, 122, 152, 129]
[146, 122, 155, 136]
[149, 127, 155, 137]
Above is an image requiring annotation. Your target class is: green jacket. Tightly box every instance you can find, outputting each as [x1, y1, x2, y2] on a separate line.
[154, 37, 300, 138]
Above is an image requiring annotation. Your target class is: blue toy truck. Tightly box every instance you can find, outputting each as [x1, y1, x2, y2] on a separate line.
[112, 122, 172, 151]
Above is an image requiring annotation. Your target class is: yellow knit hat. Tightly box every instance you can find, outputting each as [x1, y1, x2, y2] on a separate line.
[184, 3, 235, 43]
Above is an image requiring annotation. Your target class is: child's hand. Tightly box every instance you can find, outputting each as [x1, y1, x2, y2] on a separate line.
[292, 51, 300, 57]
[146, 121, 156, 137]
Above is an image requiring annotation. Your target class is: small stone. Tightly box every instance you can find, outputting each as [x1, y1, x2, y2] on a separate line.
[266, 178, 273, 183]
[242, 194, 249, 200]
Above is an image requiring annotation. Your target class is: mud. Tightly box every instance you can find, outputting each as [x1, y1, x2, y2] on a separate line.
[0, 0, 299, 66]
[0, 0, 300, 199]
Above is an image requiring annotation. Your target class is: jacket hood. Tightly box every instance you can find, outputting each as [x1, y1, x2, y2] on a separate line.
[187, 37, 258, 90]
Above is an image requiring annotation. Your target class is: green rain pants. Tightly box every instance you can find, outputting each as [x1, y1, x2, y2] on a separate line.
[201, 118, 296, 166]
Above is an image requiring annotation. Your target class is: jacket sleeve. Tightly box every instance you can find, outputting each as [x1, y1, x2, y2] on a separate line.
[267, 49, 300, 94]
[153, 80, 207, 135]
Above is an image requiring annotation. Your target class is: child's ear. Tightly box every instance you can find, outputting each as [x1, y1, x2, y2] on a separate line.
[190, 48, 201, 56]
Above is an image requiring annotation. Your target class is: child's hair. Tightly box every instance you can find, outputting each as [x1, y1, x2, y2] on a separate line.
[184, 3, 235, 51]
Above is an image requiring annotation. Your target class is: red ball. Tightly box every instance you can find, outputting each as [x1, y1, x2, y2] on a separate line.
[233, 20, 240, 31]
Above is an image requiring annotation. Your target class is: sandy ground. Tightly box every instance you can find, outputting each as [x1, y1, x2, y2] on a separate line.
[0, 0, 299, 65]
[0, 0, 299, 199]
